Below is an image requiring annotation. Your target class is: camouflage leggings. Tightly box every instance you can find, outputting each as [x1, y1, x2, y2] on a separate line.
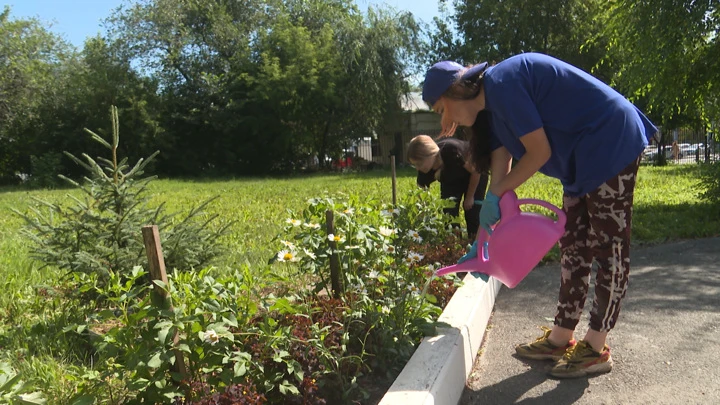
[555, 156, 641, 332]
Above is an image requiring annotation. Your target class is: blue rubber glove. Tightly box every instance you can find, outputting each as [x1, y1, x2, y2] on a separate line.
[479, 191, 501, 235]
[457, 241, 478, 264]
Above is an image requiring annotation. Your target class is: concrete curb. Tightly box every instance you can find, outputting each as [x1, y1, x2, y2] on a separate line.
[379, 275, 503, 405]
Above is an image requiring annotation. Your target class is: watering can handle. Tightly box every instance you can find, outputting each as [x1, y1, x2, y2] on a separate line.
[517, 198, 567, 228]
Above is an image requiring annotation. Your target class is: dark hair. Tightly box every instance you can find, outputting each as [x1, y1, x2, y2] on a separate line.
[467, 110, 492, 174]
[443, 67, 492, 174]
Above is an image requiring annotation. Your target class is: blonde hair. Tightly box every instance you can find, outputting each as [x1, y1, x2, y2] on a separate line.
[407, 135, 439, 163]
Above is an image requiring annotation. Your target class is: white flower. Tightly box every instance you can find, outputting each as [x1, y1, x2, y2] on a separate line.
[286, 218, 302, 227]
[403, 256, 415, 265]
[379, 226, 396, 237]
[381, 305, 391, 314]
[407, 229, 423, 243]
[406, 284, 421, 296]
[423, 225, 438, 234]
[328, 234, 345, 243]
[392, 208, 400, 215]
[380, 209, 392, 217]
[303, 248, 316, 260]
[277, 250, 300, 262]
[408, 251, 424, 263]
[304, 222, 321, 230]
[201, 329, 220, 345]
[383, 245, 396, 254]
[368, 270, 380, 279]
[343, 207, 355, 215]
[280, 240, 295, 249]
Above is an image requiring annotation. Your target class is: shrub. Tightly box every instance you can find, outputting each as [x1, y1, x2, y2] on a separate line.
[14, 106, 230, 291]
[699, 161, 720, 205]
[29, 152, 64, 189]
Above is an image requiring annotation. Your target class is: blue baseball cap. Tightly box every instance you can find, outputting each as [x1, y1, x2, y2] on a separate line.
[421, 61, 489, 107]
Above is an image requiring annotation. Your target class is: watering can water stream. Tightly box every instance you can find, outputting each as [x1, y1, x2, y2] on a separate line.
[435, 190, 566, 288]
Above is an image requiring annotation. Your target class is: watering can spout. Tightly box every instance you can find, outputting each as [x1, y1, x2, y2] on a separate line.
[434, 191, 566, 289]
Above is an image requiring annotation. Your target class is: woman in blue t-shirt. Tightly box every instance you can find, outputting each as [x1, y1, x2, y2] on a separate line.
[421, 53, 657, 379]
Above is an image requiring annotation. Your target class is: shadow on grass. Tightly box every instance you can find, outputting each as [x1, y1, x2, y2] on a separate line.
[633, 201, 720, 244]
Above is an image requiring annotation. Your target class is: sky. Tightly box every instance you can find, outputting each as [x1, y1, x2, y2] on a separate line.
[4, 0, 447, 49]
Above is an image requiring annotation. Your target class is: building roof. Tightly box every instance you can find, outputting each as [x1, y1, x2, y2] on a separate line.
[400, 91, 432, 112]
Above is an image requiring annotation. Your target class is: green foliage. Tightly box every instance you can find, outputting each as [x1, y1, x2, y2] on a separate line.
[699, 162, 720, 204]
[13, 107, 230, 287]
[597, 0, 720, 127]
[53, 187, 460, 404]
[434, 0, 608, 77]
[0, 361, 46, 405]
[0, 7, 74, 183]
[273, 188, 459, 380]
[105, 0, 423, 175]
[29, 152, 64, 189]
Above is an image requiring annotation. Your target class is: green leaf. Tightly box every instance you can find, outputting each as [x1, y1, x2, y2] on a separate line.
[147, 353, 162, 368]
[69, 395, 95, 405]
[222, 314, 238, 328]
[423, 293, 438, 304]
[233, 361, 247, 377]
[157, 326, 171, 345]
[18, 392, 48, 405]
[278, 380, 300, 396]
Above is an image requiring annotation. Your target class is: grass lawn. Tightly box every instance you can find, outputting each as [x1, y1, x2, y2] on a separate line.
[0, 163, 717, 401]
[1, 164, 717, 304]
[1, 164, 717, 293]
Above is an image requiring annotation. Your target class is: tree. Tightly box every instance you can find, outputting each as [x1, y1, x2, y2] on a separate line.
[102, 0, 425, 175]
[597, 0, 720, 128]
[0, 7, 73, 183]
[428, 0, 610, 79]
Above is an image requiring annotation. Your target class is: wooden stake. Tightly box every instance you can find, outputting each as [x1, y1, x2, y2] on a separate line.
[142, 225, 188, 378]
[325, 210, 342, 298]
[391, 155, 397, 206]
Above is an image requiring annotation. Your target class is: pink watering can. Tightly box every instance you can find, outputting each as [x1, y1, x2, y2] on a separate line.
[436, 190, 566, 288]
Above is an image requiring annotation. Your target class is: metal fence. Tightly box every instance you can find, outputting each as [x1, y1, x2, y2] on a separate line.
[646, 126, 719, 165]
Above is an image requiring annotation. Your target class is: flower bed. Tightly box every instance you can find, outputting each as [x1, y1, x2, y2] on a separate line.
[48, 190, 468, 404]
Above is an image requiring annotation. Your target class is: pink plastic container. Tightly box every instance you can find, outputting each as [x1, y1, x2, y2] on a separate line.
[435, 190, 566, 288]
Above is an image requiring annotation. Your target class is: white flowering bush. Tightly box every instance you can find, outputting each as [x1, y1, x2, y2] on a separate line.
[272, 187, 461, 377]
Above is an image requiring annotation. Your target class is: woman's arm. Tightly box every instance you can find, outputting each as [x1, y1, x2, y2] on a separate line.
[489, 128, 551, 196]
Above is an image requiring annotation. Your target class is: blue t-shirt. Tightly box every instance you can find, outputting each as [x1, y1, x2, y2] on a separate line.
[483, 53, 657, 197]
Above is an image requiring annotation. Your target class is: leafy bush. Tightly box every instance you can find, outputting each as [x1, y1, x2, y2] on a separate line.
[269, 187, 462, 394]
[29, 152, 64, 189]
[0, 361, 46, 405]
[699, 161, 720, 205]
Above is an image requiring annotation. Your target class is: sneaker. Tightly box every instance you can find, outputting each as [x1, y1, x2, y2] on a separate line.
[550, 340, 613, 379]
[515, 326, 576, 361]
